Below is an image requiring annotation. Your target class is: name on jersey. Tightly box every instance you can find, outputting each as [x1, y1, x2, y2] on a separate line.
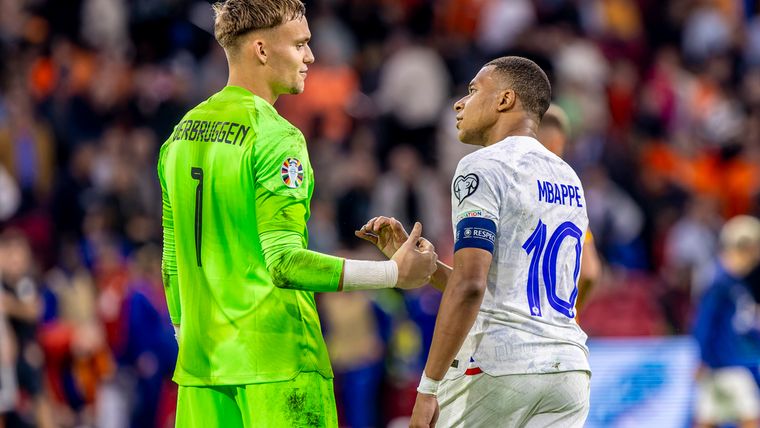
[171, 119, 250, 146]
[537, 180, 583, 207]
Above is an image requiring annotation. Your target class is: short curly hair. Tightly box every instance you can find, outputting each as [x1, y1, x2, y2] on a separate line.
[212, 0, 305, 51]
[485, 56, 551, 120]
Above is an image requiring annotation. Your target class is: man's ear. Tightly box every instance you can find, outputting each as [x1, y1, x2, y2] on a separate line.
[497, 89, 516, 112]
[252, 38, 268, 65]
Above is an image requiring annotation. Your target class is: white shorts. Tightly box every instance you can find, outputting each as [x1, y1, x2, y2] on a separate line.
[437, 370, 590, 428]
[695, 366, 760, 424]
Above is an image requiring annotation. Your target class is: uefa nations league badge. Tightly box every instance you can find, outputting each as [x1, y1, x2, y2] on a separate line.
[281, 157, 304, 188]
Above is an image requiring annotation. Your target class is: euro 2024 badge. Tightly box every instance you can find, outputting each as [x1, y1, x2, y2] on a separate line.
[281, 157, 304, 188]
[453, 173, 479, 205]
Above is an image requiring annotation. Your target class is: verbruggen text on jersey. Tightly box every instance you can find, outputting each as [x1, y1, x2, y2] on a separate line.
[171, 119, 251, 146]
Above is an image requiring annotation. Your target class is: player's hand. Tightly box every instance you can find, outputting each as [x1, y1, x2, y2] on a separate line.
[391, 222, 437, 289]
[410, 392, 439, 428]
[355, 216, 409, 259]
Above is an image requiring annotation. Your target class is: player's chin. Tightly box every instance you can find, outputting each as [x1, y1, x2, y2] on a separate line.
[456, 129, 469, 144]
[458, 130, 481, 146]
[288, 84, 305, 95]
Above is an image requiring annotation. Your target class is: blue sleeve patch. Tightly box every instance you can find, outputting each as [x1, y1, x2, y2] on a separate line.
[455, 217, 497, 253]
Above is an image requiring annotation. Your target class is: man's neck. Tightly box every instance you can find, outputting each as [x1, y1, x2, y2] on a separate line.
[227, 67, 277, 105]
[483, 117, 539, 147]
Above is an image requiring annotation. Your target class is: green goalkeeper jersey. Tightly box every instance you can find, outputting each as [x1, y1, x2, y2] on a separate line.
[158, 85, 343, 386]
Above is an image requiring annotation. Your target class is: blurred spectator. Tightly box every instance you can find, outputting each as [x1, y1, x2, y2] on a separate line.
[663, 196, 722, 297]
[41, 238, 114, 427]
[692, 215, 760, 428]
[334, 149, 379, 248]
[111, 244, 176, 428]
[80, 0, 129, 55]
[475, 0, 535, 54]
[0, 260, 18, 422]
[0, 165, 20, 222]
[0, 87, 55, 212]
[369, 145, 446, 244]
[374, 35, 450, 165]
[0, 231, 54, 428]
[745, 11, 760, 67]
[584, 166, 646, 269]
[660, 196, 722, 332]
[50, 143, 96, 242]
[682, 0, 734, 65]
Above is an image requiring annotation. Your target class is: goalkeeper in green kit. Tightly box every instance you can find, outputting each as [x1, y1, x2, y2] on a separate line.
[157, 1, 438, 427]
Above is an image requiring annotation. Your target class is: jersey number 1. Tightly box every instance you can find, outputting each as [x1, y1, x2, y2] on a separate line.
[522, 219, 582, 318]
[191, 167, 204, 267]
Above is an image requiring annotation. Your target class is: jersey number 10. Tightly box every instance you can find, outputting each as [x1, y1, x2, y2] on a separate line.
[522, 219, 582, 319]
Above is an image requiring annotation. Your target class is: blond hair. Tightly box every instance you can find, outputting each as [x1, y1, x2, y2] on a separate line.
[721, 215, 760, 250]
[212, 0, 305, 51]
[542, 104, 571, 136]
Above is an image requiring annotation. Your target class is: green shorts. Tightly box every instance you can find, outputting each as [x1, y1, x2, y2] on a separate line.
[175, 372, 337, 428]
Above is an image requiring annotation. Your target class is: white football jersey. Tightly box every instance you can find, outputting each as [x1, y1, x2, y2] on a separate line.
[447, 136, 590, 378]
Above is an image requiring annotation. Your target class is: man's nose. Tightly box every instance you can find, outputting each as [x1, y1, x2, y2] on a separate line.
[305, 45, 315, 64]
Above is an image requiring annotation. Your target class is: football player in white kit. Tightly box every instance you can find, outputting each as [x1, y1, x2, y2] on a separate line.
[358, 56, 591, 427]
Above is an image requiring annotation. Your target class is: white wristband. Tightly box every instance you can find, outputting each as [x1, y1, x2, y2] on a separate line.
[173, 325, 180, 344]
[342, 259, 398, 291]
[417, 371, 440, 396]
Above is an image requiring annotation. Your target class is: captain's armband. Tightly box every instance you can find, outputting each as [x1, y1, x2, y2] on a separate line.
[454, 217, 497, 253]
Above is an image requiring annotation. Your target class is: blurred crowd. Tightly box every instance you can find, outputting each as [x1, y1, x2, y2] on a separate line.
[1, 0, 760, 427]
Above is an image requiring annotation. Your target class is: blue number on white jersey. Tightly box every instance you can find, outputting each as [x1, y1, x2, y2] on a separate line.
[522, 219, 582, 318]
